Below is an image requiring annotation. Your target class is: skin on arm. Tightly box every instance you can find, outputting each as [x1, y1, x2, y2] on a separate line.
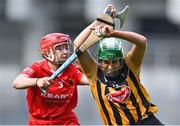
[73, 3, 115, 49]
[112, 30, 147, 73]
[13, 74, 51, 89]
[73, 21, 97, 79]
[74, 21, 96, 49]
[74, 4, 116, 79]
[78, 74, 89, 85]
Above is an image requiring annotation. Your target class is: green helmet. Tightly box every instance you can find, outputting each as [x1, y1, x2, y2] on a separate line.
[98, 37, 123, 60]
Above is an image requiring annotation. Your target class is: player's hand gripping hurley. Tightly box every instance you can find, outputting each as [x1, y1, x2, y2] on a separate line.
[41, 5, 129, 93]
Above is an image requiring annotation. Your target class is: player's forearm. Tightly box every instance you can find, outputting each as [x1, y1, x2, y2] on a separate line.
[111, 30, 147, 69]
[111, 30, 147, 48]
[74, 21, 96, 49]
[13, 75, 37, 89]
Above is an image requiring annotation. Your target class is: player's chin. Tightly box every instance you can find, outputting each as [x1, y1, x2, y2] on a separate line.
[61, 55, 69, 59]
[61, 57, 68, 61]
[59, 58, 67, 63]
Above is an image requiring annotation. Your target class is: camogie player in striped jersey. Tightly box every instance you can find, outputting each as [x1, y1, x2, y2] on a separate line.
[74, 5, 163, 125]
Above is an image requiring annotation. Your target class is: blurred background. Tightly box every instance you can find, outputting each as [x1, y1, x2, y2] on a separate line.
[0, 0, 180, 125]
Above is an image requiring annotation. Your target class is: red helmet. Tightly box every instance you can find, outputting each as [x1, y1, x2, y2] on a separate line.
[40, 33, 72, 63]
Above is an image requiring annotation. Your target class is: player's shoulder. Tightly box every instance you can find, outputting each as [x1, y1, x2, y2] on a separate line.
[28, 59, 47, 69]
[32, 59, 46, 66]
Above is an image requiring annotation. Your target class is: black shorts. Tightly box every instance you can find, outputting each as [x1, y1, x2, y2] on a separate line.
[137, 114, 163, 125]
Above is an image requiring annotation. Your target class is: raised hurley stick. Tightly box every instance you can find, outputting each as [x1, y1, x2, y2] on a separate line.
[50, 14, 114, 81]
[41, 5, 129, 93]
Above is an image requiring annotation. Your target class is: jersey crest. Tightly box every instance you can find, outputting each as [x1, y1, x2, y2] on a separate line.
[106, 86, 131, 104]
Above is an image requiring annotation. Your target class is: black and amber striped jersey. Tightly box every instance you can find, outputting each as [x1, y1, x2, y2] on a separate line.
[89, 56, 158, 125]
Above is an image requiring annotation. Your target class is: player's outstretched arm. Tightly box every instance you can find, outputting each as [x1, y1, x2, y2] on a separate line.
[74, 21, 96, 50]
[73, 3, 116, 49]
[73, 4, 116, 79]
[73, 22, 97, 79]
[111, 30, 147, 69]
[13, 74, 51, 89]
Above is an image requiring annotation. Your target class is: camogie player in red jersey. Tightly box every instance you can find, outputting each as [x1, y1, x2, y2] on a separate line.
[13, 33, 88, 125]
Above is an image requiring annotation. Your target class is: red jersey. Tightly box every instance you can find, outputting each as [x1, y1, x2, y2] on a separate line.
[22, 60, 83, 125]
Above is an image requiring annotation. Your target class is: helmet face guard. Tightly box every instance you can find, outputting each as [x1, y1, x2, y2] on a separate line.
[97, 37, 124, 77]
[40, 33, 72, 64]
[98, 59, 123, 78]
[53, 42, 72, 64]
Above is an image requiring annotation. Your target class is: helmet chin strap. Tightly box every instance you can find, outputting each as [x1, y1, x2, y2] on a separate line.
[42, 49, 64, 66]
[42, 49, 55, 62]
